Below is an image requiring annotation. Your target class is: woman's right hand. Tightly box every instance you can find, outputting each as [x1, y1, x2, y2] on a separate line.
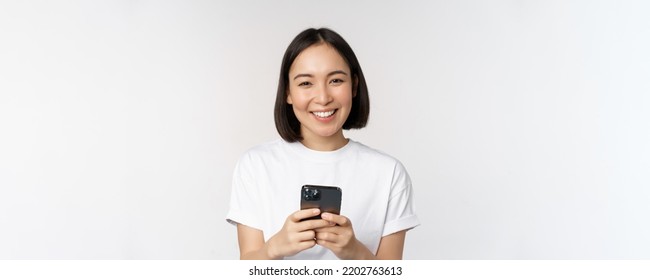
[265, 208, 331, 259]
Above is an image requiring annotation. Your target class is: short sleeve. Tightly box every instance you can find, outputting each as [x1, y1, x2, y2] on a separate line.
[225, 154, 263, 230]
[382, 161, 420, 236]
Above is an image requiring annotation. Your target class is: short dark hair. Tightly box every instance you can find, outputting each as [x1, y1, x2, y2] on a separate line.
[274, 28, 370, 142]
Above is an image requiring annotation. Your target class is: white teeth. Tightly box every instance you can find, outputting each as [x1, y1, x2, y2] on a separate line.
[312, 110, 335, 118]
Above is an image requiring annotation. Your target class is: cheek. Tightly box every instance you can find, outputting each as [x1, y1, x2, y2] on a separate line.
[287, 93, 307, 109]
[335, 88, 354, 107]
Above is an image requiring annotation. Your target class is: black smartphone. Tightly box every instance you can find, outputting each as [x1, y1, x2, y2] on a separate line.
[300, 185, 342, 220]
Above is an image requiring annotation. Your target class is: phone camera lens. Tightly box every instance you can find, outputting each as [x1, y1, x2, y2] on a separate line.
[304, 188, 320, 201]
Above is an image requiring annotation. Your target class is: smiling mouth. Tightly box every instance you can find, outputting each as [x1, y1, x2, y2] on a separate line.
[311, 109, 337, 118]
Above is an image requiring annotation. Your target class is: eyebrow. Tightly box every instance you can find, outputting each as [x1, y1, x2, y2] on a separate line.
[293, 70, 348, 80]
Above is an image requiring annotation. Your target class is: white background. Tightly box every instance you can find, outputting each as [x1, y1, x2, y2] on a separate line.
[1, 0, 649, 259]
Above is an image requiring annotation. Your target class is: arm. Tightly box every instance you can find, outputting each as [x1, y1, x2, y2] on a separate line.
[237, 223, 275, 260]
[236, 209, 331, 260]
[316, 213, 408, 260]
[375, 230, 407, 260]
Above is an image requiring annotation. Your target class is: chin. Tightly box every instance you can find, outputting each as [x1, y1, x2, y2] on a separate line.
[306, 127, 342, 138]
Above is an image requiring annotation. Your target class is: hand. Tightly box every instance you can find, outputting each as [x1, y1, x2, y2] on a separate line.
[315, 213, 372, 259]
[265, 208, 331, 259]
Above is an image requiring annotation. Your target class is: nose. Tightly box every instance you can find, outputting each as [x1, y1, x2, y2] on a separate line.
[314, 84, 333, 105]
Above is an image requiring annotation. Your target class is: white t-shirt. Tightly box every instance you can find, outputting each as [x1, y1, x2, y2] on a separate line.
[226, 139, 419, 259]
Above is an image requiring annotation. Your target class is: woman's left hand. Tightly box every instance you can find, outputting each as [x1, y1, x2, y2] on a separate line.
[314, 213, 374, 259]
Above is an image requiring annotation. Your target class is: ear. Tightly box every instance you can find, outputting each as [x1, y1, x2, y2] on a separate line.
[352, 76, 359, 98]
[286, 90, 293, 104]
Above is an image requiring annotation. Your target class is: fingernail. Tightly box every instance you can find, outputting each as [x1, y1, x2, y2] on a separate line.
[321, 213, 330, 219]
[313, 209, 320, 214]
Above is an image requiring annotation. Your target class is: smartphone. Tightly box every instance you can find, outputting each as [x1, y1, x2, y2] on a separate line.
[300, 185, 342, 220]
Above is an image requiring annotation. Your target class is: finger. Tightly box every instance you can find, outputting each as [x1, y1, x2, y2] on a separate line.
[290, 208, 321, 222]
[321, 212, 350, 226]
[315, 231, 338, 243]
[316, 239, 334, 250]
[293, 230, 316, 242]
[296, 219, 332, 232]
[314, 226, 341, 234]
[297, 240, 316, 251]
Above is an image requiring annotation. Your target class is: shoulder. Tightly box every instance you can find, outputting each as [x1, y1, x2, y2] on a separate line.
[233, 139, 287, 179]
[349, 140, 407, 171]
[349, 140, 412, 192]
[237, 139, 286, 163]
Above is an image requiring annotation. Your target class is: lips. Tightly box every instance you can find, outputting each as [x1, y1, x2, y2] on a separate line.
[311, 109, 337, 118]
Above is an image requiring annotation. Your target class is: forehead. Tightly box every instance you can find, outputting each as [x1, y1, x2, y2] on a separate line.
[289, 43, 350, 75]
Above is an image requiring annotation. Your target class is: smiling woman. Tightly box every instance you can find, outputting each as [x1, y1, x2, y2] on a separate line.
[225, 28, 420, 260]
[286, 44, 355, 151]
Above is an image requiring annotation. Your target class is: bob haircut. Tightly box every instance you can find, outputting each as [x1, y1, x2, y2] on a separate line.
[274, 27, 370, 142]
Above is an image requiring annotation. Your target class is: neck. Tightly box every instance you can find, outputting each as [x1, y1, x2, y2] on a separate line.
[300, 131, 349, 151]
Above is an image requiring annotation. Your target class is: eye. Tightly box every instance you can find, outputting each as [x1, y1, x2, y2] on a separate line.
[298, 81, 312, 87]
[329, 78, 344, 84]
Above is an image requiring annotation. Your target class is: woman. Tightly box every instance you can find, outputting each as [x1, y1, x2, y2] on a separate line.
[226, 27, 419, 260]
